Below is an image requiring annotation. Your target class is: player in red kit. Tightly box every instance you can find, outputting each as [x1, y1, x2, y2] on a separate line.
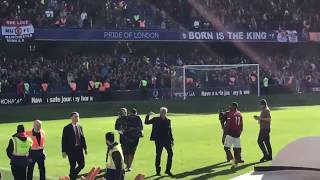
[223, 102, 244, 168]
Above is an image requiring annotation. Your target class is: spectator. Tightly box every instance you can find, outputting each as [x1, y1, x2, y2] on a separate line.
[1, 0, 320, 31]
[80, 10, 88, 28]
[0, 43, 319, 96]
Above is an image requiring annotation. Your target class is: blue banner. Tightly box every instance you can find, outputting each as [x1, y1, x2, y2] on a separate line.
[34, 29, 302, 42]
[1, 19, 34, 43]
[35, 29, 178, 41]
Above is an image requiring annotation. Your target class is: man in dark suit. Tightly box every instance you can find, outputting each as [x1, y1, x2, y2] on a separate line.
[145, 107, 174, 177]
[61, 112, 87, 180]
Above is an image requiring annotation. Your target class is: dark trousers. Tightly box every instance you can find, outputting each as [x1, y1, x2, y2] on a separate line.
[67, 147, 85, 180]
[42, 92, 47, 103]
[263, 87, 269, 95]
[106, 169, 125, 180]
[140, 88, 147, 100]
[124, 137, 140, 155]
[71, 91, 76, 102]
[155, 141, 173, 173]
[222, 133, 226, 145]
[27, 150, 46, 180]
[11, 165, 27, 180]
[258, 129, 272, 158]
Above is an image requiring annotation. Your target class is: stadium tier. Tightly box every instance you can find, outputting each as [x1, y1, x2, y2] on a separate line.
[0, 42, 320, 104]
[1, 0, 320, 31]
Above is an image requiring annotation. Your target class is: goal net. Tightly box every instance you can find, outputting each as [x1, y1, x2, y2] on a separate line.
[171, 64, 260, 100]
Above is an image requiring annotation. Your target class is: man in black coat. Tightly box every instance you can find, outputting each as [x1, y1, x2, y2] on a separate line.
[123, 108, 143, 171]
[145, 107, 174, 177]
[61, 112, 87, 180]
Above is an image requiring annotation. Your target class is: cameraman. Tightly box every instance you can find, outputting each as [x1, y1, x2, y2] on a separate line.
[115, 108, 128, 164]
[219, 111, 228, 144]
[219, 111, 233, 162]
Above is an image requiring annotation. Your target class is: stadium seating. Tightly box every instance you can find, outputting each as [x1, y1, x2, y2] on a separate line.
[0, 45, 319, 94]
[1, 0, 320, 31]
[0, 0, 320, 95]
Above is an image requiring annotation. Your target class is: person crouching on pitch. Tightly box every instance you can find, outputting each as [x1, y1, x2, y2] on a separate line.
[224, 102, 244, 167]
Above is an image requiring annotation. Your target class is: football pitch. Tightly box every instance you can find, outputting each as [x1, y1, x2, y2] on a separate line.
[0, 94, 319, 180]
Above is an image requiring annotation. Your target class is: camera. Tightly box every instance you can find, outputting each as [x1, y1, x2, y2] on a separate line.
[219, 111, 228, 121]
[219, 112, 226, 120]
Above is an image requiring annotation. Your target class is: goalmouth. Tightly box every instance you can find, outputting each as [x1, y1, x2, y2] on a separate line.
[171, 64, 260, 100]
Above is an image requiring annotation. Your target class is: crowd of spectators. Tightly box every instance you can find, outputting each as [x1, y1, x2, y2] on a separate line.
[0, 43, 319, 96]
[0, 50, 172, 94]
[1, 0, 320, 31]
[179, 0, 320, 31]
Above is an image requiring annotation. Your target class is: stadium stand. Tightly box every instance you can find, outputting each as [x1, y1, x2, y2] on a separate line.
[0, 0, 320, 99]
[0, 0, 320, 30]
[0, 43, 319, 95]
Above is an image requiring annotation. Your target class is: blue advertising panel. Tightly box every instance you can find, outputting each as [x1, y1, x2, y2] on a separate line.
[34, 29, 302, 42]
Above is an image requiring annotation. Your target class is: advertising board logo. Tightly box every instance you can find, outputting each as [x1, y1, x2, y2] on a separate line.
[15, 27, 22, 35]
[182, 33, 187, 39]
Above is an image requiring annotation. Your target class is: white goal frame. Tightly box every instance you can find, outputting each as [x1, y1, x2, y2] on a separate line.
[181, 64, 260, 100]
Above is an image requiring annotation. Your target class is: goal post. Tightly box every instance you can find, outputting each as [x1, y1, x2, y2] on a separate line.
[171, 64, 260, 100]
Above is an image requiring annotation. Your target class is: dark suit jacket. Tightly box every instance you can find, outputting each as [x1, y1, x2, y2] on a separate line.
[62, 123, 87, 154]
[145, 115, 173, 144]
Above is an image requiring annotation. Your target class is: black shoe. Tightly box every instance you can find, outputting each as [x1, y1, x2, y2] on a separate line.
[125, 167, 132, 172]
[236, 159, 245, 163]
[260, 157, 267, 162]
[227, 155, 234, 162]
[165, 170, 174, 177]
[156, 172, 161, 176]
[266, 156, 273, 161]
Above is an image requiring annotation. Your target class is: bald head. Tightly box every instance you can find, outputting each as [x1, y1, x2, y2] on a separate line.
[33, 120, 42, 132]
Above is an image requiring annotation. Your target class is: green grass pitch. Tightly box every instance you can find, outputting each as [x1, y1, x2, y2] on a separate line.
[0, 95, 319, 179]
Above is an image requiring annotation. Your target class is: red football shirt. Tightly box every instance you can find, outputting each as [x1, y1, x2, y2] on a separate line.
[225, 110, 243, 137]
